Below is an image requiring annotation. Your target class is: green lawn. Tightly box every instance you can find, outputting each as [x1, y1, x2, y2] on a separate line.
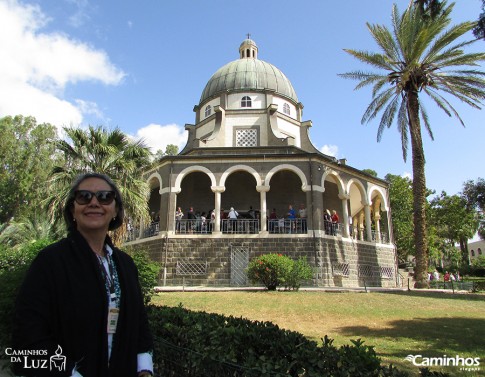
[153, 290, 485, 376]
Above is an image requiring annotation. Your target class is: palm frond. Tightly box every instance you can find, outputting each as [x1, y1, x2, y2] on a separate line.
[397, 99, 409, 162]
[377, 95, 401, 142]
[342, 50, 394, 71]
[418, 100, 434, 140]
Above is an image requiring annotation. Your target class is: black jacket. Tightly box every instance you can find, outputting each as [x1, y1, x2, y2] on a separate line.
[12, 231, 153, 377]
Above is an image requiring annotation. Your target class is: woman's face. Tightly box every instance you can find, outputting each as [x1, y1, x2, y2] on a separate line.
[72, 177, 118, 236]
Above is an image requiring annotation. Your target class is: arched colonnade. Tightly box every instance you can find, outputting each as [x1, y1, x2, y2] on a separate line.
[143, 163, 391, 243]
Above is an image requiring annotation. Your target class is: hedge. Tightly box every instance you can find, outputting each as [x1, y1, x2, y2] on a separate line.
[147, 304, 421, 377]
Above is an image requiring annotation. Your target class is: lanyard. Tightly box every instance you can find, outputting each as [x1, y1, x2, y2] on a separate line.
[96, 253, 117, 302]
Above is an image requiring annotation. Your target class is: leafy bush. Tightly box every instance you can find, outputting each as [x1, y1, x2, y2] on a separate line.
[147, 304, 412, 376]
[283, 257, 313, 290]
[0, 239, 52, 350]
[125, 247, 161, 304]
[247, 253, 293, 290]
[247, 253, 312, 291]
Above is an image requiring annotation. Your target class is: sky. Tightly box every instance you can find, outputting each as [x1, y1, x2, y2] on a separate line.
[0, 0, 483, 197]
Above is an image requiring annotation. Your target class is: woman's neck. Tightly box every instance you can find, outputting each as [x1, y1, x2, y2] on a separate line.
[78, 229, 107, 256]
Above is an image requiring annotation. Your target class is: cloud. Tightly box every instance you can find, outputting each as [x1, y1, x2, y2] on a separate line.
[320, 144, 339, 157]
[133, 123, 188, 154]
[66, 0, 92, 28]
[401, 172, 412, 180]
[0, 0, 124, 129]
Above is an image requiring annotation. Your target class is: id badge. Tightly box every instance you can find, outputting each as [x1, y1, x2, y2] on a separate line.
[107, 308, 119, 333]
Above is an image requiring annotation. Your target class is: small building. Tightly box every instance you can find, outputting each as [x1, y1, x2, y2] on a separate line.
[468, 240, 485, 263]
[126, 38, 398, 288]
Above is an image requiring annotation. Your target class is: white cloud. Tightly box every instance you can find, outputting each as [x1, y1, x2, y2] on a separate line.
[66, 0, 92, 28]
[133, 123, 188, 154]
[0, 0, 124, 129]
[320, 144, 339, 157]
[401, 172, 412, 180]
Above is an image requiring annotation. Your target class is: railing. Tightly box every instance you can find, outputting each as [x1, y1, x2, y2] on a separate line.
[128, 219, 389, 243]
[221, 219, 259, 234]
[323, 221, 341, 236]
[371, 230, 388, 243]
[267, 219, 307, 234]
[175, 219, 213, 234]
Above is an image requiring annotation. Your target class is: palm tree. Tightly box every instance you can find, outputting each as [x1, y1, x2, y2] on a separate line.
[0, 214, 63, 249]
[340, 2, 485, 287]
[46, 126, 152, 244]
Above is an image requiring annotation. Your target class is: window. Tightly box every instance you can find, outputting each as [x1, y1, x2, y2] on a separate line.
[241, 96, 252, 108]
[283, 103, 290, 115]
[236, 129, 257, 147]
[479, 248, 483, 255]
[204, 105, 211, 117]
[471, 250, 475, 256]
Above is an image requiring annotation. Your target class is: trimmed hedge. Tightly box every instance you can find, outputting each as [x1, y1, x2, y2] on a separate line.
[147, 304, 416, 377]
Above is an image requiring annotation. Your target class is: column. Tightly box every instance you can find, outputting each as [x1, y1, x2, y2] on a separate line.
[374, 213, 381, 243]
[339, 194, 350, 238]
[311, 186, 324, 235]
[364, 203, 372, 241]
[373, 198, 382, 243]
[358, 212, 365, 241]
[211, 186, 225, 234]
[257, 185, 270, 233]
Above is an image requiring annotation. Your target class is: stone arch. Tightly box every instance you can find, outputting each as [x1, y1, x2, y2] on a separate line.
[367, 185, 389, 211]
[220, 165, 262, 187]
[173, 165, 216, 193]
[321, 170, 345, 196]
[265, 164, 308, 190]
[146, 172, 162, 193]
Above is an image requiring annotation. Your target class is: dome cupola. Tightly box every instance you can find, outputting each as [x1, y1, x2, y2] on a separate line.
[199, 38, 298, 105]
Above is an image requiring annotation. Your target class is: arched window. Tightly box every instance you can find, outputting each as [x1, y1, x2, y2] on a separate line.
[479, 248, 483, 255]
[471, 250, 475, 256]
[283, 103, 290, 115]
[205, 105, 211, 117]
[241, 96, 252, 108]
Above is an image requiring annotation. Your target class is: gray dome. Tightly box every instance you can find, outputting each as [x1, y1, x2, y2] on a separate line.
[199, 44, 298, 105]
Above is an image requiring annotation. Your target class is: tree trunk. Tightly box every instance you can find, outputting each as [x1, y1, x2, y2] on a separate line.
[407, 91, 429, 288]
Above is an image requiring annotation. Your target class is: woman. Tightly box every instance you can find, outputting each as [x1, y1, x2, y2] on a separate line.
[12, 173, 154, 377]
[331, 210, 339, 236]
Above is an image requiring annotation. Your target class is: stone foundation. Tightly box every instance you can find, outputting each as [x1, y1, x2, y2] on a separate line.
[126, 235, 397, 288]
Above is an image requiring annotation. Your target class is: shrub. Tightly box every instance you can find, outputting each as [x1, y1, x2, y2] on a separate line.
[283, 257, 313, 291]
[147, 304, 413, 376]
[247, 253, 293, 290]
[0, 239, 52, 350]
[125, 247, 161, 304]
[247, 254, 313, 291]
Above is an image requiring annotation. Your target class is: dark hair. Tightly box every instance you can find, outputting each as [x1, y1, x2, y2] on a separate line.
[63, 172, 124, 231]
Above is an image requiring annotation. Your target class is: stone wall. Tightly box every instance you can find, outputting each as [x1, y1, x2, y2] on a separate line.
[128, 235, 397, 288]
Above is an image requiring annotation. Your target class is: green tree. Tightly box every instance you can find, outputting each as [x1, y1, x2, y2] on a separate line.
[385, 174, 415, 262]
[414, 0, 445, 21]
[0, 116, 58, 223]
[462, 177, 485, 239]
[154, 144, 179, 161]
[473, 0, 485, 40]
[430, 191, 479, 263]
[46, 126, 152, 243]
[340, 2, 485, 287]
[362, 169, 378, 177]
[0, 214, 62, 249]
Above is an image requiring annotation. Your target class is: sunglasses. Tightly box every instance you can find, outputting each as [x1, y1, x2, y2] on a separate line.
[74, 190, 116, 205]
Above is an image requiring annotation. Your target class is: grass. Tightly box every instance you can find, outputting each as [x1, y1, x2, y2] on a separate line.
[152, 290, 485, 376]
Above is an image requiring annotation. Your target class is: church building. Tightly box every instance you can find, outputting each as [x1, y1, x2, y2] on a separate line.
[126, 38, 398, 288]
